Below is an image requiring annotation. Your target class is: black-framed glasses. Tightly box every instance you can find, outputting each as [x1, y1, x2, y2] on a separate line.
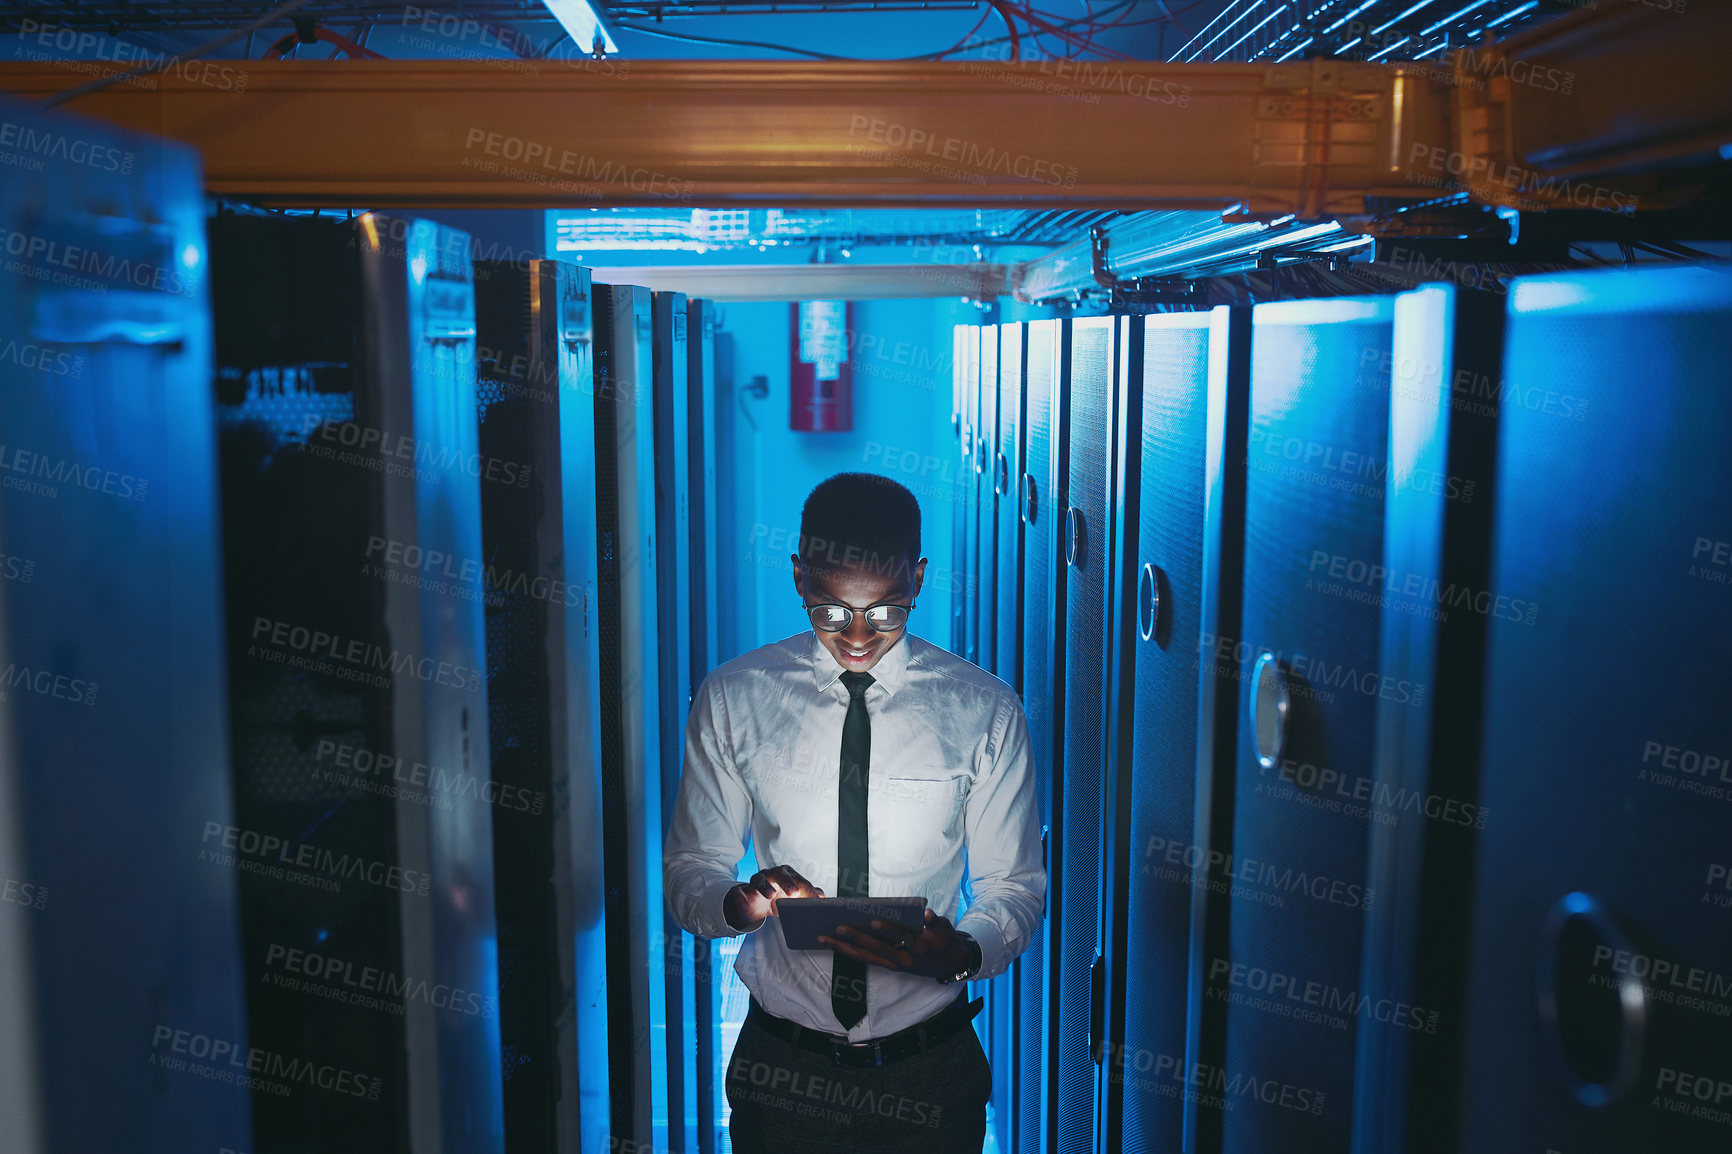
[803, 600, 915, 633]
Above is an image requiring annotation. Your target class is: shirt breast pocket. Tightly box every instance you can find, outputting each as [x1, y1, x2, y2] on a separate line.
[875, 769, 970, 832]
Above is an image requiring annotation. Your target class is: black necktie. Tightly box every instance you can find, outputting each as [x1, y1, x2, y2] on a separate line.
[833, 670, 874, 1030]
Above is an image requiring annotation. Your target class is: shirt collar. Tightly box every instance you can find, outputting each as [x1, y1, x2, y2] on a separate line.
[808, 628, 914, 698]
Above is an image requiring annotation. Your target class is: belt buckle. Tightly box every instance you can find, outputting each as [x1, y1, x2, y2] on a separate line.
[830, 1037, 884, 1068]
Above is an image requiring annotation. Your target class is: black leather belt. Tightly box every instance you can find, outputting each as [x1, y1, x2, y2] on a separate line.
[746, 993, 983, 1069]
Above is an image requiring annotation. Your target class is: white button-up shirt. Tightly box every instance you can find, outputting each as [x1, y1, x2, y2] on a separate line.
[663, 628, 1046, 1041]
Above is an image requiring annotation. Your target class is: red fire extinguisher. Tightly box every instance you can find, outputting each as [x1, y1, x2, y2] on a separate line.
[790, 300, 852, 432]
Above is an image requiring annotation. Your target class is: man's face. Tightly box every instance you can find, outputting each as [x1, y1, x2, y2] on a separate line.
[792, 553, 926, 673]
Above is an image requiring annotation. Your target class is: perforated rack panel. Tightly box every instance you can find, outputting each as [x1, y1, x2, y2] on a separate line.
[0, 96, 251, 1154]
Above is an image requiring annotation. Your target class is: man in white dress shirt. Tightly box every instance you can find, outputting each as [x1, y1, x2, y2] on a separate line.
[664, 471, 1046, 1153]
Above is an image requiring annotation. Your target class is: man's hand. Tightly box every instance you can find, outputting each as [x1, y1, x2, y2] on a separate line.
[723, 865, 825, 932]
[819, 908, 972, 982]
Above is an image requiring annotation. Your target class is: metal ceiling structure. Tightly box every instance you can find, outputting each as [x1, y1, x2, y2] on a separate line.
[0, 56, 1453, 209]
[10, 0, 1726, 210]
[560, 260, 1016, 298]
[549, 207, 1120, 250]
[1, 2, 545, 33]
[0, 0, 978, 34]
[1, 0, 1724, 295]
[1168, 0, 1549, 64]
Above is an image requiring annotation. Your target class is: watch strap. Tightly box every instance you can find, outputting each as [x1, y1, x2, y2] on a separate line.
[943, 931, 981, 985]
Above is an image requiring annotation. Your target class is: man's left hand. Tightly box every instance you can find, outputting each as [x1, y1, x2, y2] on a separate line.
[819, 908, 970, 982]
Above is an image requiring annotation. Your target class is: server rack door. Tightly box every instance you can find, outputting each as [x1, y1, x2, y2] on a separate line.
[985, 321, 1026, 1154]
[1183, 306, 1253, 1154]
[364, 214, 508, 1154]
[473, 258, 611, 1154]
[975, 325, 1000, 674]
[996, 323, 1026, 690]
[0, 599, 41, 1154]
[1224, 297, 1395, 1154]
[1098, 314, 1144, 1154]
[1451, 267, 1732, 1154]
[1106, 309, 1251, 1154]
[1020, 318, 1067, 1154]
[1055, 316, 1117, 1154]
[952, 325, 973, 655]
[593, 283, 670, 1149]
[1349, 285, 1503, 1154]
[686, 297, 723, 1154]
[212, 211, 505, 1154]
[0, 103, 250, 1154]
[687, 300, 721, 699]
[962, 325, 982, 663]
[652, 290, 697, 1154]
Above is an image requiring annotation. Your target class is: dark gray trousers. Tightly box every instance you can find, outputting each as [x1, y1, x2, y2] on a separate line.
[725, 1004, 992, 1154]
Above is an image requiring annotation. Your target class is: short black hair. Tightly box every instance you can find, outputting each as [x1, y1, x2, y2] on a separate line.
[798, 472, 921, 582]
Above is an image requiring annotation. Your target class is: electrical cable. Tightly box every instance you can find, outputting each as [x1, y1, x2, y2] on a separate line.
[1009, 2, 1134, 58]
[42, 0, 320, 107]
[928, 5, 996, 59]
[987, 0, 1023, 59]
[611, 21, 853, 58]
[1031, 0, 1135, 56]
[1089, 0, 1212, 31]
[1002, 3, 1084, 56]
[621, 0, 1144, 64]
[912, 0, 1136, 59]
[1637, 240, 1724, 262]
[1073, 0, 1122, 59]
[262, 26, 385, 60]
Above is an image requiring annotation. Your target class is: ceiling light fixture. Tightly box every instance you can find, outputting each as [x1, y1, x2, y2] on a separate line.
[541, 0, 619, 55]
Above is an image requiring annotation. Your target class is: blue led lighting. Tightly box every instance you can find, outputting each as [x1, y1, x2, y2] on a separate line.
[1186, 0, 1279, 61]
[1421, 0, 1492, 37]
[1173, 0, 1259, 60]
[1323, 0, 1381, 36]
[1373, 0, 1439, 36]
[1220, 4, 1289, 58]
[1486, 0, 1538, 26]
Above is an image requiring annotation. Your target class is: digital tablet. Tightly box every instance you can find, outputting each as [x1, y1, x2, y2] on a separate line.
[775, 897, 928, 952]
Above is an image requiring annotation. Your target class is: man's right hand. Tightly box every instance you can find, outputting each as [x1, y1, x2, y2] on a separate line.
[723, 865, 825, 932]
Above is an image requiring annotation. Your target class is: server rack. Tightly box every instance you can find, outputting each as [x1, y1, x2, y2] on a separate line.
[960, 324, 981, 662]
[592, 282, 671, 1148]
[1347, 284, 1504, 1154]
[951, 324, 973, 656]
[686, 300, 721, 735]
[651, 289, 699, 1154]
[995, 323, 1027, 690]
[211, 210, 505, 1154]
[984, 321, 1027, 1154]
[0, 100, 251, 1154]
[1451, 267, 1732, 1153]
[1098, 313, 1145, 1154]
[975, 325, 999, 674]
[650, 290, 691, 1148]
[472, 257, 611, 1154]
[1020, 318, 1067, 1154]
[1054, 316, 1119, 1154]
[1103, 308, 1252, 1154]
[1183, 305, 1254, 1154]
[687, 298, 723, 1154]
[1224, 296, 1396, 1153]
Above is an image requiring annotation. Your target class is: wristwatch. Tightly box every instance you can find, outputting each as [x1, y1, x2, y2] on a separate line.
[940, 931, 982, 985]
